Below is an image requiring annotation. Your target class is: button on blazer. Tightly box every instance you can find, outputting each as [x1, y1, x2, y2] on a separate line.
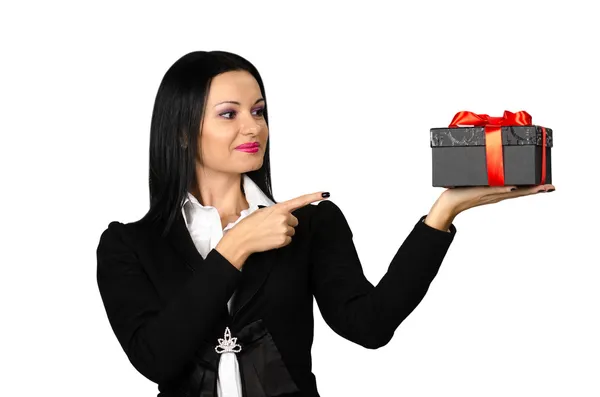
[96, 200, 457, 396]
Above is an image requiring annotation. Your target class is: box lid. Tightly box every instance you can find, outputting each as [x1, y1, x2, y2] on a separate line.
[430, 125, 553, 148]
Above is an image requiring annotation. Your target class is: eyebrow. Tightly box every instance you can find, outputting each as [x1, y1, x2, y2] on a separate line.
[214, 98, 265, 107]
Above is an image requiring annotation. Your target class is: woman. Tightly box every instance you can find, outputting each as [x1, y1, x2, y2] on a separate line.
[96, 50, 555, 397]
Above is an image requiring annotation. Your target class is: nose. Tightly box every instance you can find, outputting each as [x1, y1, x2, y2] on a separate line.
[240, 119, 262, 135]
[242, 124, 257, 134]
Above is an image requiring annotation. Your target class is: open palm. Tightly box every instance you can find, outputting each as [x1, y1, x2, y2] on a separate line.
[441, 183, 556, 215]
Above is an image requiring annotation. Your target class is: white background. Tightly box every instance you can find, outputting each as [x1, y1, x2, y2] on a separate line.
[1, 1, 598, 396]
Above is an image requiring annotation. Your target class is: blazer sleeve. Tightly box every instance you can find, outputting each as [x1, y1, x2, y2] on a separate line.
[308, 200, 456, 349]
[96, 221, 242, 384]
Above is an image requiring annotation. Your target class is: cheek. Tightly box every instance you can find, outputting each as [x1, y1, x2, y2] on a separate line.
[199, 131, 238, 163]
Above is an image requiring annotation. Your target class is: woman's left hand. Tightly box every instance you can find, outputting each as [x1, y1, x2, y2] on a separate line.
[441, 183, 556, 217]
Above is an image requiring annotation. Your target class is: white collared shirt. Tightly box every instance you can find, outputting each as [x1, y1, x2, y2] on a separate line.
[181, 174, 275, 397]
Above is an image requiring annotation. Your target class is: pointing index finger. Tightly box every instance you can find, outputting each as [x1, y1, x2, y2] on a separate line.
[278, 192, 328, 213]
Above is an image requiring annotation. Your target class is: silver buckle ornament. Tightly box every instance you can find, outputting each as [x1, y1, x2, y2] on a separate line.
[214, 326, 242, 354]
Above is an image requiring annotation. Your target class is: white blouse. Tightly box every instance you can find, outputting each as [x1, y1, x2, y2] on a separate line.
[181, 174, 275, 397]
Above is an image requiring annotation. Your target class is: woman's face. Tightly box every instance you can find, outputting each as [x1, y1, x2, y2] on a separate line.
[198, 70, 268, 175]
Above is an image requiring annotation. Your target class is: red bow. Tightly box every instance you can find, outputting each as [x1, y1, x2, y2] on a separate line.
[448, 110, 547, 186]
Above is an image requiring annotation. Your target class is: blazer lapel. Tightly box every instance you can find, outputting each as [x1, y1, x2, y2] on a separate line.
[164, 205, 280, 322]
[229, 248, 279, 322]
[230, 204, 279, 321]
[164, 212, 205, 273]
[164, 213, 232, 323]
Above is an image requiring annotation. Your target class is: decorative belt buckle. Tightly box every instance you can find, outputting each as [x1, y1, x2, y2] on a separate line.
[214, 327, 242, 354]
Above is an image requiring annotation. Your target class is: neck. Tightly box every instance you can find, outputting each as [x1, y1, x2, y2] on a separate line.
[191, 170, 248, 217]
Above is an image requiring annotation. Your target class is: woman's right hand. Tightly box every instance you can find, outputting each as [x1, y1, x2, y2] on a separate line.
[217, 192, 329, 269]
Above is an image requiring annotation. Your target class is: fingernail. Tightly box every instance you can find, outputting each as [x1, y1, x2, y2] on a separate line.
[538, 189, 546, 193]
[510, 187, 517, 191]
[322, 192, 330, 198]
[547, 189, 555, 192]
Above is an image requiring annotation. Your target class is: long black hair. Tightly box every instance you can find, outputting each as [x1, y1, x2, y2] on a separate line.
[140, 51, 277, 237]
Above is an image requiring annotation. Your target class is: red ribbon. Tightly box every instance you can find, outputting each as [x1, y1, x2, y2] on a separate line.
[448, 110, 547, 186]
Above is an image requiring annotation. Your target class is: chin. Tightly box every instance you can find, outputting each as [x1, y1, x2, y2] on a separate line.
[246, 160, 264, 172]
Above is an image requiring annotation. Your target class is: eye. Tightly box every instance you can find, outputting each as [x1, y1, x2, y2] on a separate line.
[219, 107, 265, 120]
[253, 107, 265, 117]
[219, 110, 237, 119]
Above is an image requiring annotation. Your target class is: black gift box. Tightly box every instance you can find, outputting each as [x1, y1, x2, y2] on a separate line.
[430, 125, 553, 187]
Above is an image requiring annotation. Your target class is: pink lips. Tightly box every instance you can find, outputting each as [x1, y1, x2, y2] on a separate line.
[235, 142, 260, 152]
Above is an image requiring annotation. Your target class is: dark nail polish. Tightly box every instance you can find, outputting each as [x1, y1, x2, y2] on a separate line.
[510, 187, 517, 191]
[322, 192, 330, 198]
[547, 189, 555, 192]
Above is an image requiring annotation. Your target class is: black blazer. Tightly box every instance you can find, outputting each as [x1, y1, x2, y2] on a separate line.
[96, 200, 457, 397]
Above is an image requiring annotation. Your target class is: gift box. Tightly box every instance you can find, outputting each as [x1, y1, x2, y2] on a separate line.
[430, 110, 553, 187]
